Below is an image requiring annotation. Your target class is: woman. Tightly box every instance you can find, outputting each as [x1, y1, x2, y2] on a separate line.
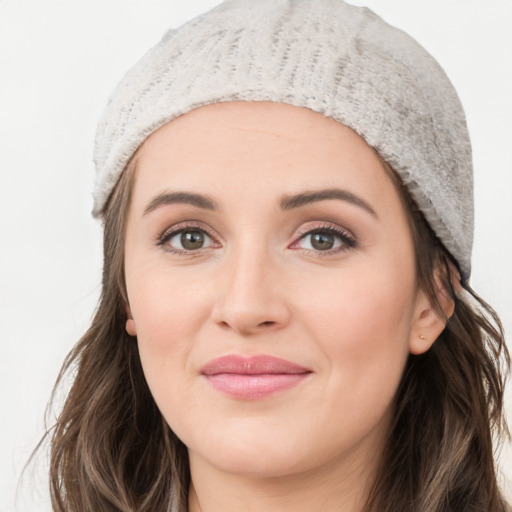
[42, 1, 509, 511]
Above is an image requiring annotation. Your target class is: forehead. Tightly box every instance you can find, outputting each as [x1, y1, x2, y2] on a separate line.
[131, 101, 400, 217]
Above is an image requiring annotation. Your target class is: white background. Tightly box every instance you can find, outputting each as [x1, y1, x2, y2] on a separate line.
[1, 1, 511, 510]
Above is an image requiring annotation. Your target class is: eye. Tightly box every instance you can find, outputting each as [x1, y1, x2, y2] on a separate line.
[158, 225, 217, 254]
[292, 225, 356, 254]
[176, 230, 210, 250]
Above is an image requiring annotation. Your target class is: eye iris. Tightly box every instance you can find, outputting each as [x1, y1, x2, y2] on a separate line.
[311, 232, 334, 250]
[181, 230, 205, 250]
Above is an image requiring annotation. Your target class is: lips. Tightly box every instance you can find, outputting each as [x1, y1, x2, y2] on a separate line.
[200, 355, 312, 400]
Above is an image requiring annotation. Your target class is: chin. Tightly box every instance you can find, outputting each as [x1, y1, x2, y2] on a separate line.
[182, 419, 310, 477]
[194, 444, 313, 479]
[184, 421, 351, 481]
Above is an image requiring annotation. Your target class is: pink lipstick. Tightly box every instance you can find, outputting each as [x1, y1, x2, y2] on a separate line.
[200, 355, 312, 400]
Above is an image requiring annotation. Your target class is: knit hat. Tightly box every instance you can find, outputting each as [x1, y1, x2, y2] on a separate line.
[93, 0, 474, 278]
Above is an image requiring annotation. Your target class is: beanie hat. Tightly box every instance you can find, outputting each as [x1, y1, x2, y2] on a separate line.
[93, 0, 474, 279]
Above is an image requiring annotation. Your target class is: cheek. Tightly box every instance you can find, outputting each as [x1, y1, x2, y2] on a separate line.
[126, 267, 211, 392]
[297, 264, 415, 396]
[129, 261, 211, 339]
[288, 272, 414, 465]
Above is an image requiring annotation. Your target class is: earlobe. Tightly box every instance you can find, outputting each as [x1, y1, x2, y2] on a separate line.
[409, 325, 439, 356]
[124, 304, 137, 337]
[126, 319, 137, 336]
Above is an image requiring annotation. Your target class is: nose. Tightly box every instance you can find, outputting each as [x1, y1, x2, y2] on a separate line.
[211, 246, 292, 335]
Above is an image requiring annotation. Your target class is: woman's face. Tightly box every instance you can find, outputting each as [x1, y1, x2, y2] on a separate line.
[124, 102, 431, 480]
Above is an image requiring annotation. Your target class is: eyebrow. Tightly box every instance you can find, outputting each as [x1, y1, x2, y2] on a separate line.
[143, 187, 377, 218]
[144, 192, 219, 215]
[280, 188, 378, 218]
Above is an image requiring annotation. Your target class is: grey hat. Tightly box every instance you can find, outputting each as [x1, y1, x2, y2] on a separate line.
[93, 0, 474, 278]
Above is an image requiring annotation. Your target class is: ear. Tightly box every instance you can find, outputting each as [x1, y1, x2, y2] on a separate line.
[124, 303, 137, 337]
[409, 270, 455, 355]
[449, 263, 463, 296]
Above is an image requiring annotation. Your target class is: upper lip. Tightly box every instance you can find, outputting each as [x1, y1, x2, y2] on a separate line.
[200, 355, 312, 376]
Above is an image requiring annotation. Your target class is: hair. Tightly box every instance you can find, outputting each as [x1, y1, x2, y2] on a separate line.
[366, 160, 511, 512]
[38, 149, 509, 512]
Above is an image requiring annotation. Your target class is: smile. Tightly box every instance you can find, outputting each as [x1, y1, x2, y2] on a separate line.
[200, 355, 312, 400]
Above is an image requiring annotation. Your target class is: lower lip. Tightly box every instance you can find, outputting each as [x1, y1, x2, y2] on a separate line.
[204, 373, 310, 400]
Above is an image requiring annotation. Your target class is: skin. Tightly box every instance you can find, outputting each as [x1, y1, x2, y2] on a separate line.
[124, 102, 448, 512]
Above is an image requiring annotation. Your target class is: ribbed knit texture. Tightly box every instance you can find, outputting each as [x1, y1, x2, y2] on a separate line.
[93, 0, 474, 278]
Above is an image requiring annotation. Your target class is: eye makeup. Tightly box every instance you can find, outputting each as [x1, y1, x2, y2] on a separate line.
[156, 221, 221, 256]
[155, 218, 357, 260]
[290, 222, 357, 257]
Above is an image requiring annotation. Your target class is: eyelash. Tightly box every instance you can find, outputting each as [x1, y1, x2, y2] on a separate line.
[157, 222, 357, 256]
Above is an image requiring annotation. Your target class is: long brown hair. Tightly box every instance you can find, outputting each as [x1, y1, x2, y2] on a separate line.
[40, 155, 509, 511]
[363, 162, 510, 511]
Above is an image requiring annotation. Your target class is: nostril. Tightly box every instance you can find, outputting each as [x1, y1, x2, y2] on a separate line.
[259, 321, 275, 327]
